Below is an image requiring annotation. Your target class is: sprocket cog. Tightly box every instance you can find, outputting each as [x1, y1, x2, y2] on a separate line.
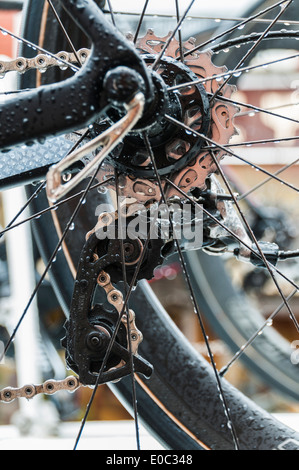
[97, 30, 239, 202]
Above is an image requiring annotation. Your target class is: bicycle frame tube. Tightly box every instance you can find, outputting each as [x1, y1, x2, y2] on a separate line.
[0, 0, 153, 151]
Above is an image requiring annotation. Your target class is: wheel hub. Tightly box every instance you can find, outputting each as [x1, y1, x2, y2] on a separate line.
[108, 54, 211, 179]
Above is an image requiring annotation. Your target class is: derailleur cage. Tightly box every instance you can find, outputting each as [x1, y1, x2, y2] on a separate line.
[62, 231, 153, 386]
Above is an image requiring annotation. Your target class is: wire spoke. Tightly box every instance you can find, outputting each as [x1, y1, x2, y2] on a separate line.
[203, 136, 299, 150]
[237, 102, 299, 118]
[219, 288, 298, 377]
[183, 0, 289, 58]
[151, 0, 196, 70]
[175, 0, 185, 64]
[210, 0, 293, 101]
[106, 0, 116, 27]
[0, 162, 104, 364]
[211, 29, 299, 55]
[107, 10, 299, 25]
[133, 0, 150, 44]
[238, 157, 299, 200]
[0, 26, 79, 72]
[47, 0, 82, 65]
[167, 51, 299, 97]
[0, 178, 113, 238]
[73, 200, 159, 450]
[114, 169, 141, 450]
[209, 147, 299, 332]
[165, 177, 299, 326]
[226, 136, 299, 147]
[143, 131, 240, 450]
[165, 114, 299, 193]
[211, 94, 299, 126]
[0, 181, 46, 241]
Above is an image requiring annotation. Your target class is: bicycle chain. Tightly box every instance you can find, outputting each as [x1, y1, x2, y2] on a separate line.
[0, 375, 80, 403]
[0, 259, 144, 400]
[0, 41, 84, 401]
[62, 200, 152, 386]
[0, 224, 144, 402]
[0, 48, 90, 76]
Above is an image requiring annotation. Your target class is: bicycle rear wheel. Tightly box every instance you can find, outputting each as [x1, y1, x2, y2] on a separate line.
[12, 0, 299, 449]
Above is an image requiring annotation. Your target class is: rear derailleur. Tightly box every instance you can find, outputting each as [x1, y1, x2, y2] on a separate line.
[61, 224, 155, 387]
[62, 190, 213, 386]
[61, 200, 169, 387]
[61, 181, 265, 387]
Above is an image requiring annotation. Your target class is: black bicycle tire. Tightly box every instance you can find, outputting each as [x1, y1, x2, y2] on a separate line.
[19, 0, 299, 450]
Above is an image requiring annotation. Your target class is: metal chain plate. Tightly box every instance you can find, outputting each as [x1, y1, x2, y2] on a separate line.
[0, 48, 90, 77]
[0, 376, 80, 403]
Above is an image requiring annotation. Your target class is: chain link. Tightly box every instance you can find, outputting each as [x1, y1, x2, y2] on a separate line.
[0, 48, 90, 77]
[96, 269, 143, 355]
[0, 261, 142, 401]
[0, 376, 80, 403]
[0, 45, 92, 402]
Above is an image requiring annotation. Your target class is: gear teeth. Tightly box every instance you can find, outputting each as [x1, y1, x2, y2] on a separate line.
[137, 30, 177, 56]
[123, 30, 240, 198]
